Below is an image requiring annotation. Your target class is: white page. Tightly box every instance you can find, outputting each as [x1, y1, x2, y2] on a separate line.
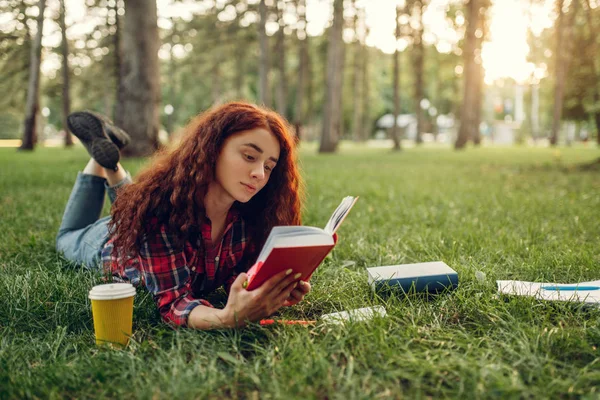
[324, 196, 358, 235]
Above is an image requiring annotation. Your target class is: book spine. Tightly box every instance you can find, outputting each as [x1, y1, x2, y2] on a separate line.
[374, 274, 458, 293]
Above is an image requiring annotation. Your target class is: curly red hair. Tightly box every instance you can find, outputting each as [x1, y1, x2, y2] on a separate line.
[109, 101, 304, 261]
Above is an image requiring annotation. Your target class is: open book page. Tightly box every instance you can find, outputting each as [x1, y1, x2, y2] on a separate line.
[257, 226, 334, 262]
[497, 279, 600, 305]
[324, 196, 359, 235]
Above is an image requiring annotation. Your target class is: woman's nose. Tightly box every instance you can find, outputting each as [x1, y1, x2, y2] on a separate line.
[251, 164, 265, 180]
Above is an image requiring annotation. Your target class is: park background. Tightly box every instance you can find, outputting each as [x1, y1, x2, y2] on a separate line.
[1, 0, 600, 398]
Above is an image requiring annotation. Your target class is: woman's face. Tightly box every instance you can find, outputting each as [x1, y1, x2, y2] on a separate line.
[214, 128, 281, 203]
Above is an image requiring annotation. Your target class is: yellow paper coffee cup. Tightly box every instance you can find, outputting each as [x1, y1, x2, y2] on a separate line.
[89, 283, 136, 347]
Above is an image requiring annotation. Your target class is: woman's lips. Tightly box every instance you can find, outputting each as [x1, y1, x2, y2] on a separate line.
[242, 183, 257, 193]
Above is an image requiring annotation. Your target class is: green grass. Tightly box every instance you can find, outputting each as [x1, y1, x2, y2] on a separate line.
[1, 144, 599, 399]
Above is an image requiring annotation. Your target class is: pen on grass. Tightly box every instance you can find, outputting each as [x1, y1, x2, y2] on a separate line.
[541, 286, 600, 291]
[259, 319, 317, 326]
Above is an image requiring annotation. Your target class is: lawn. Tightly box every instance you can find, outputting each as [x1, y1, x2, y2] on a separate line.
[1, 144, 599, 399]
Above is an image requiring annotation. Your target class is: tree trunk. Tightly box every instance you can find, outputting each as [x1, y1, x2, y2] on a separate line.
[472, 56, 483, 145]
[361, 26, 371, 142]
[550, 0, 566, 146]
[275, 0, 287, 117]
[258, 0, 270, 106]
[166, 17, 176, 137]
[115, 0, 160, 157]
[550, 0, 578, 146]
[583, 0, 600, 146]
[293, 0, 307, 142]
[455, 0, 479, 149]
[351, 1, 363, 142]
[112, 0, 123, 121]
[413, 1, 425, 145]
[429, 48, 440, 141]
[59, 0, 73, 147]
[305, 29, 314, 137]
[472, 3, 487, 146]
[319, 0, 345, 153]
[21, 0, 46, 151]
[594, 101, 600, 146]
[390, 4, 401, 151]
[531, 82, 540, 142]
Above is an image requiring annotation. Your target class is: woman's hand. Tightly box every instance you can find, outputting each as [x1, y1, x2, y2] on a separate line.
[223, 269, 300, 327]
[283, 280, 311, 307]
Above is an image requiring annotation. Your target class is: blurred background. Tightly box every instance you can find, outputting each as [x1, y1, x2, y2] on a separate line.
[0, 0, 598, 154]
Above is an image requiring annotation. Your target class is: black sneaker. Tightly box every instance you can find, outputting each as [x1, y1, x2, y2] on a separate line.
[85, 111, 131, 150]
[67, 111, 120, 171]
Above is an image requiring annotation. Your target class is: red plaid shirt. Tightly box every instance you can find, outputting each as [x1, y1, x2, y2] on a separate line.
[101, 207, 251, 327]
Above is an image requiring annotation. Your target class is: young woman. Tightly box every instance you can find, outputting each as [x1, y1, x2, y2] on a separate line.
[56, 102, 310, 330]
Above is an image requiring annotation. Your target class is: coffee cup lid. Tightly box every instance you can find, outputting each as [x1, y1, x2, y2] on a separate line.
[89, 283, 136, 300]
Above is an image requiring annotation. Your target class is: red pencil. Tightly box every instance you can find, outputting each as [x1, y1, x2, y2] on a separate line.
[259, 319, 316, 326]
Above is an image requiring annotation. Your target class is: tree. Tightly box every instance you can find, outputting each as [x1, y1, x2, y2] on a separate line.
[115, 0, 160, 157]
[351, 0, 364, 142]
[550, 0, 578, 145]
[410, 0, 426, 145]
[21, 0, 46, 151]
[0, 0, 34, 138]
[361, 24, 371, 141]
[455, 0, 487, 149]
[258, 0, 270, 106]
[293, 0, 308, 141]
[471, 1, 488, 146]
[390, 2, 402, 151]
[319, 0, 345, 153]
[111, 0, 123, 120]
[274, 0, 287, 117]
[582, 0, 600, 145]
[58, 0, 73, 147]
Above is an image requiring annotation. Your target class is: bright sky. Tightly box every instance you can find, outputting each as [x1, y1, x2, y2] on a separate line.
[2, 0, 564, 85]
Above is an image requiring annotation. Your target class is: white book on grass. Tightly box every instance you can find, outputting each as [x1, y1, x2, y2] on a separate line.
[497, 279, 600, 306]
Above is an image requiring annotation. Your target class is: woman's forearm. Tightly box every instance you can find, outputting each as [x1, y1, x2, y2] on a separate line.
[187, 305, 235, 330]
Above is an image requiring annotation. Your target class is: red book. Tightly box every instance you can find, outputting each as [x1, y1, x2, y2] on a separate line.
[245, 196, 358, 291]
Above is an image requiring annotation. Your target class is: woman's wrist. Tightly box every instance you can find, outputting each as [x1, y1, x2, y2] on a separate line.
[220, 305, 245, 328]
[188, 305, 237, 330]
[218, 306, 235, 328]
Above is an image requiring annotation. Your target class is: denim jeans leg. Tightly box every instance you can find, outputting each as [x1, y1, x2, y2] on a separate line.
[56, 173, 110, 269]
[57, 218, 110, 269]
[106, 172, 132, 205]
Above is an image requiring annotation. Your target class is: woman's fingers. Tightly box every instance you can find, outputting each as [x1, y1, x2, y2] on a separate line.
[232, 273, 248, 290]
[282, 290, 303, 307]
[275, 281, 298, 305]
[270, 271, 301, 296]
[289, 288, 304, 302]
[296, 281, 311, 294]
[282, 280, 311, 307]
[290, 288, 302, 299]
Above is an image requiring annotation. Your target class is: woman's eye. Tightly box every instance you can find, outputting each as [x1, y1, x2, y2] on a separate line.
[244, 154, 255, 161]
[264, 165, 272, 172]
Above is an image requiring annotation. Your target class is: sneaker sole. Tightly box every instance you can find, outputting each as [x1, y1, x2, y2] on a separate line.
[86, 110, 131, 149]
[91, 140, 120, 171]
[67, 112, 119, 170]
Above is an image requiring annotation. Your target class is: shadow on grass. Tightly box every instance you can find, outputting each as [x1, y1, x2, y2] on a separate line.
[577, 157, 600, 172]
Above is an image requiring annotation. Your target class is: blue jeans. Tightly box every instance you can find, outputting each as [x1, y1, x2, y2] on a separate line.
[56, 172, 131, 269]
